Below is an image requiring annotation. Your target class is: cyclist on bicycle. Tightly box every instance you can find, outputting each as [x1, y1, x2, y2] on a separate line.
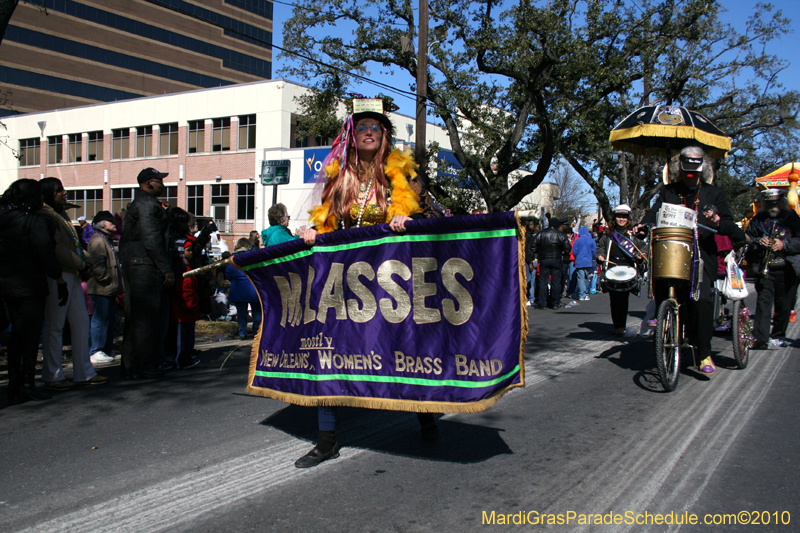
[635, 145, 743, 376]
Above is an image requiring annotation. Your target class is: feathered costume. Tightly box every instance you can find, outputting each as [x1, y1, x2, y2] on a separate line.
[308, 148, 423, 233]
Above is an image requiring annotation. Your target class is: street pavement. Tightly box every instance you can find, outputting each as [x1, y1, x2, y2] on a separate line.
[1, 287, 798, 532]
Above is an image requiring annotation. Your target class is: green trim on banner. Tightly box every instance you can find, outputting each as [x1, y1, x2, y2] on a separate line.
[242, 228, 516, 271]
[254, 365, 520, 388]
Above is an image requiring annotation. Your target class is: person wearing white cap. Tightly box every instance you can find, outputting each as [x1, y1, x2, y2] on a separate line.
[745, 189, 800, 349]
[636, 145, 744, 375]
[597, 204, 645, 335]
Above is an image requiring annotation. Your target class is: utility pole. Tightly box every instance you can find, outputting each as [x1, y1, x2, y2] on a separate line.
[415, 0, 428, 185]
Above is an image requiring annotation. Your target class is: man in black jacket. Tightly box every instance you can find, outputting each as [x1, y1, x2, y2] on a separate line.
[119, 168, 175, 378]
[637, 145, 742, 375]
[745, 189, 800, 349]
[532, 217, 571, 309]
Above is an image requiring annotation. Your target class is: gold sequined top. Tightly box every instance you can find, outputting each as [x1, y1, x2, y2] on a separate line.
[346, 202, 385, 228]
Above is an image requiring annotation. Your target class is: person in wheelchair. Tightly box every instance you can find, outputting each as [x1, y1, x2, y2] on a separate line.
[745, 188, 800, 349]
[597, 204, 646, 336]
[636, 145, 743, 375]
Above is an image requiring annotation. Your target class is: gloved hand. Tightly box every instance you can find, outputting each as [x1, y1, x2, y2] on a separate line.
[57, 282, 68, 307]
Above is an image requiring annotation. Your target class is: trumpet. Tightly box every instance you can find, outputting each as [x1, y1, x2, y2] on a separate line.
[761, 223, 777, 276]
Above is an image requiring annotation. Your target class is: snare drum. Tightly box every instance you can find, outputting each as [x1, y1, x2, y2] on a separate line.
[603, 265, 639, 292]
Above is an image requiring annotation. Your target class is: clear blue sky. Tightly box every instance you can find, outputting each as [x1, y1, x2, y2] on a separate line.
[272, 0, 800, 118]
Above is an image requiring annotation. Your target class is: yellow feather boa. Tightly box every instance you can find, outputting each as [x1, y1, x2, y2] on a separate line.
[308, 148, 422, 233]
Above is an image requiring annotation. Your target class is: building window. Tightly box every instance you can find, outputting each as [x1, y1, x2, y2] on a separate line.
[68, 133, 82, 163]
[136, 126, 152, 158]
[112, 129, 129, 159]
[19, 138, 40, 166]
[67, 189, 103, 220]
[111, 188, 135, 213]
[211, 184, 229, 204]
[187, 185, 203, 216]
[160, 122, 179, 155]
[239, 114, 256, 150]
[48, 136, 62, 164]
[237, 183, 255, 220]
[188, 120, 204, 154]
[159, 186, 178, 208]
[87, 131, 103, 161]
[212, 117, 230, 152]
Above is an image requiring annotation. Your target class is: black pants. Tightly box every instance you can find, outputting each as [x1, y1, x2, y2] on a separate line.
[122, 265, 170, 373]
[3, 294, 46, 391]
[754, 267, 798, 343]
[538, 259, 562, 308]
[609, 290, 630, 329]
[654, 273, 714, 361]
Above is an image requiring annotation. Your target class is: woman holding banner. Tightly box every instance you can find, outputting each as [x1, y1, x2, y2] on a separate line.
[295, 98, 441, 468]
[596, 204, 646, 336]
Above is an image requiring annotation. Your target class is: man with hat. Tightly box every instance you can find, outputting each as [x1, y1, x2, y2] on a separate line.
[532, 216, 572, 309]
[637, 145, 744, 375]
[87, 210, 122, 364]
[119, 167, 175, 378]
[745, 188, 800, 349]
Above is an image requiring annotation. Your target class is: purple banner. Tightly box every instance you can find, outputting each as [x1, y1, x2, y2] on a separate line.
[239, 212, 527, 413]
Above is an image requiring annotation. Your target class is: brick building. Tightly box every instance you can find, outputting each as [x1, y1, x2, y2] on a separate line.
[0, 79, 454, 248]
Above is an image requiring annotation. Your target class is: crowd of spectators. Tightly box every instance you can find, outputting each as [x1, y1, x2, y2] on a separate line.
[2, 168, 270, 404]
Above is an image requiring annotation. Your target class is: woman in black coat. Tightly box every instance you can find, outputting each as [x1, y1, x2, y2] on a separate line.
[0, 179, 64, 404]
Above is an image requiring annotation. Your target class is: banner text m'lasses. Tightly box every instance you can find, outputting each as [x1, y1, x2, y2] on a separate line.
[273, 256, 474, 327]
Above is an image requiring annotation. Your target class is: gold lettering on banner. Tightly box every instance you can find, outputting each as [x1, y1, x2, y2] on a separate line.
[377, 260, 412, 323]
[274, 272, 303, 327]
[303, 265, 317, 323]
[346, 261, 378, 323]
[319, 350, 382, 370]
[454, 354, 501, 377]
[412, 257, 441, 324]
[442, 258, 474, 326]
[317, 263, 347, 323]
[259, 350, 309, 369]
[394, 351, 443, 375]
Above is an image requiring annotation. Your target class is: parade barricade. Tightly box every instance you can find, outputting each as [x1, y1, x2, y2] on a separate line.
[235, 212, 527, 413]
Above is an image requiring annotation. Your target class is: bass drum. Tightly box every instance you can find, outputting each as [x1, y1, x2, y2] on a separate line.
[603, 265, 639, 292]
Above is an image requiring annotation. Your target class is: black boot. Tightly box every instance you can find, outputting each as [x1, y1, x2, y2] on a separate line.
[295, 430, 339, 468]
[417, 413, 439, 442]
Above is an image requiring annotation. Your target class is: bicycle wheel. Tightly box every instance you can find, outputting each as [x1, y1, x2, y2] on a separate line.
[655, 299, 680, 391]
[732, 299, 751, 369]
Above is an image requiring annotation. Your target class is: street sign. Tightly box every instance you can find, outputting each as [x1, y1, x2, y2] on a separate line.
[260, 160, 291, 185]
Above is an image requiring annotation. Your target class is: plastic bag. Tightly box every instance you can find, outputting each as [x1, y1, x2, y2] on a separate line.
[722, 251, 748, 301]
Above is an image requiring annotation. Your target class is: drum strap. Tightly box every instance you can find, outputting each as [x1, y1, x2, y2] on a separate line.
[610, 231, 637, 260]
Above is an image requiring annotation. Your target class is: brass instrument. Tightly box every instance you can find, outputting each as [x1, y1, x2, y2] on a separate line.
[183, 257, 233, 278]
[761, 222, 776, 276]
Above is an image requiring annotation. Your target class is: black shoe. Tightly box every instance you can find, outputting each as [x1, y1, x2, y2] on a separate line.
[20, 384, 52, 401]
[239, 335, 247, 341]
[140, 367, 167, 379]
[551, 304, 563, 310]
[157, 360, 176, 372]
[533, 306, 548, 310]
[178, 356, 201, 369]
[751, 340, 769, 350]
[294, 442, 340, 468]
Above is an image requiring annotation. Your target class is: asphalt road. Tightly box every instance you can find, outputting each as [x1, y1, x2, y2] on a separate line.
[1, 288, 798, 533]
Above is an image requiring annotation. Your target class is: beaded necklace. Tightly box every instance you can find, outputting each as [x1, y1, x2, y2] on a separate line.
[343, 178, 373, 229]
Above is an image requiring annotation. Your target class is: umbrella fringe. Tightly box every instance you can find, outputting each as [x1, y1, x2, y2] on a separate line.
[610, 123, 731, 157]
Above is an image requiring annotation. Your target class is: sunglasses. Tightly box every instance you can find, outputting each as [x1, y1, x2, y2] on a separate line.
[356, 123, 382, 133]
